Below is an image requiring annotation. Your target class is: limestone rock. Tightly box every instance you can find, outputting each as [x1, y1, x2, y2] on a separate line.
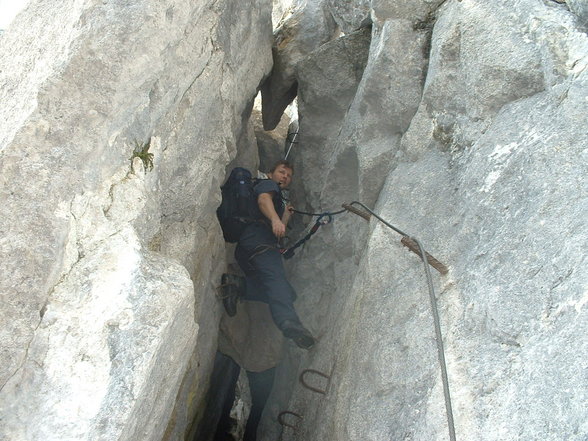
[327, 19, 429, 208]
[567, 0, 588, 26]
[0, 0, 272, 439]
[272, 0, 296, 27]
[252, 103, 292, 173]
[218, 300, 284, 372]
[2, 0, 587, 439]
[291, 27, 371, 208]
[0, 226, 197, 441]
[371, 0, 447, 23]
[326, 0, 372, 33]
[261, 0, 337, 130]
[261, 0, 588, 440]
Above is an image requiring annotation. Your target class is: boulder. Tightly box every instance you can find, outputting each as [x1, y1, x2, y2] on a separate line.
[260, 0, 337, 130]
[260, 0, 588, 440]
[291, 26, 372, 208]
[0, 0, 272, 439]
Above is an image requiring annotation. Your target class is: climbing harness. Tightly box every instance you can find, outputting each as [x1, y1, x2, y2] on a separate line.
[291, 207, 346, 216]
[276, 194, 346, 258]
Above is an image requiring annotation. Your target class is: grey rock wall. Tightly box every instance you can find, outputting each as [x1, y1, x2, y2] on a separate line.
[0, 0, 272, 440]
[260, 0, 588, 440]
[327, 0, 371, 33]
[567, 0, 588, 26]
[1, 0, 587, 439]
[292, 26, 372, 209]
[261, 0, 338, 130]
[252, 103, 292, 173]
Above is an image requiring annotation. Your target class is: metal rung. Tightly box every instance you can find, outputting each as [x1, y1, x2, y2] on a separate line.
[299, 369, 331, 395]
[278, 411, 303, 430]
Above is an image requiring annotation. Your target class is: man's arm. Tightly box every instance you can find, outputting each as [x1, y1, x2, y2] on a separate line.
[258, 193, 286, 238]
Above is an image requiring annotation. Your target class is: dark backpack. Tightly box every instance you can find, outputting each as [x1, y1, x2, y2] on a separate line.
[216, 167, 258, 243]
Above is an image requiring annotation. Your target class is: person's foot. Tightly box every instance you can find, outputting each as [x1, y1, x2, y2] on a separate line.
[220, 274, 245, 317]
[280, 320, 315, 349]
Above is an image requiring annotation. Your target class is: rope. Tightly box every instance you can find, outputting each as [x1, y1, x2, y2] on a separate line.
[277, 117, 455, 439]
[343, 201, 456, 441]
[415, 238, 457, 441]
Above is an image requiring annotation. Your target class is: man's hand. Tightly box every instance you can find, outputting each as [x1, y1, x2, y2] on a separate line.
[258, 193, 287, 238]
[271, 219, 286, 238]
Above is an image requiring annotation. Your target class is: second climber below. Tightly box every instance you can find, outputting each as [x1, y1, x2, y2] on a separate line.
[234, 160, 315, 349]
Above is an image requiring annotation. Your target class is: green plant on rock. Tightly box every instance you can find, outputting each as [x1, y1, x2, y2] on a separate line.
[130, 138, 154, 171]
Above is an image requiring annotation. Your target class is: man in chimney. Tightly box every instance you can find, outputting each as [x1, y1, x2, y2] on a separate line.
[234, 160, 315, 350]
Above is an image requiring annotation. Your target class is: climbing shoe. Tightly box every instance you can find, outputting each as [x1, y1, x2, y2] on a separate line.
[220, 273, 245, 317]
[280, 320, 315, 350]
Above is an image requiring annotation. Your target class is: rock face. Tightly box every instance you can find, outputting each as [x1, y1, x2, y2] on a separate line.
[0, 0, 271, 440]
[252, 102, 292, 173]
[258, 0, 588, 440]
[260, 0, 338, 130]
[292, 26, 372, 208]
[1, 0, 587, 440]
[567, 0, 588, 26]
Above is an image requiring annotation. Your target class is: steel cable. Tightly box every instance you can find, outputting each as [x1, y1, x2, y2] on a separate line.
[284, 199, 456, 439]
[279, 117, 455, 439]
[345, 201, 456, 441]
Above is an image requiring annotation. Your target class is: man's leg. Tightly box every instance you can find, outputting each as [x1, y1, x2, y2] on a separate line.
[213, 355, 241, 441]
[249, 248, 315, 349]
[248, 246, 298, 326]
[243, 368, 276, 441]
[236, 225, 314, 349]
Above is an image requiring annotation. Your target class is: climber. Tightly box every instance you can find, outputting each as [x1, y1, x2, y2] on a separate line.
[214, 299, 284, 441]
[234, 160, 315, 349]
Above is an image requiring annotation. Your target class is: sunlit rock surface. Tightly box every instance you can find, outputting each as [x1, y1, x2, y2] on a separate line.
[260, 0, 337, 130]
[292, 26, 372, 209]
[1, 0, 587, 440]
[0, 0, 271, 440]
[567, 0, 588, 26]
[260, 1, 588, 440]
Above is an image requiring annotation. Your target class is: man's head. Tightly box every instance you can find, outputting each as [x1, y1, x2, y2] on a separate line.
[268, 160, 293, 189]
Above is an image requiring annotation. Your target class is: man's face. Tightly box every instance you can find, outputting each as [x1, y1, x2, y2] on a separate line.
[269, 165, 293, 189]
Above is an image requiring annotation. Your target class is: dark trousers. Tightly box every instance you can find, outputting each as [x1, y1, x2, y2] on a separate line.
[213, 355, 241, 441]
[235, 223, 299, 328]
[213, 357, 276, 441]
[243, 368, 276, 441]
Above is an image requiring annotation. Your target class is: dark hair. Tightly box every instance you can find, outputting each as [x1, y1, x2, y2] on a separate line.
[270, 160, 294, 173]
